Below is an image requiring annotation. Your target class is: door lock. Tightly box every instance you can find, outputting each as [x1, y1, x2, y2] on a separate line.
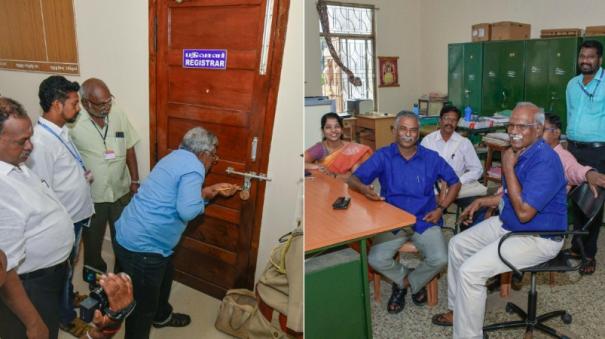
[225, 167, 271, 200]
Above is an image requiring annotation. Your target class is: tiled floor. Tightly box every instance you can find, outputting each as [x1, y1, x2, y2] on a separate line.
[59, 239, 233, 339]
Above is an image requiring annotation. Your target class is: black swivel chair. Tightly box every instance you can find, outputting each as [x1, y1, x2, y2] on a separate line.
[483, 183, 605, 339]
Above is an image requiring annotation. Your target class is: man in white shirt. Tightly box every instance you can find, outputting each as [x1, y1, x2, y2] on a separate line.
[421, 105, 487, 203]
[26, 76, 95, 336]
[0, 97, 74, 339]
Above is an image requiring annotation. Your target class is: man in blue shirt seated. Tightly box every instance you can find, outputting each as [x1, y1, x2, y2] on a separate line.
[348, 111, 461, 314]
[431, 103, 567, 339]
[114, 127, 239, 339]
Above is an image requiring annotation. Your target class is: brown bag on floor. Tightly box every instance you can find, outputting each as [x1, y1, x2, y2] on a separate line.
[214, 289, 257, 338]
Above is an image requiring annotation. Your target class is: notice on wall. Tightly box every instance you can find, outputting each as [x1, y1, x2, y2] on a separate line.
[0, 0, 79, 75]
[182, 49, 227, 70]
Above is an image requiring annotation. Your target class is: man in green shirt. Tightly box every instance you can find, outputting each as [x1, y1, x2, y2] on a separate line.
[69, 78, 140, 273]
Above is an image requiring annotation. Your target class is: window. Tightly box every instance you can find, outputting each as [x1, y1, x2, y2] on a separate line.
[319, 3, 375, 112]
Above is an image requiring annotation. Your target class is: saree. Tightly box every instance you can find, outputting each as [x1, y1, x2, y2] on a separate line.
[321, 142, 372, 174]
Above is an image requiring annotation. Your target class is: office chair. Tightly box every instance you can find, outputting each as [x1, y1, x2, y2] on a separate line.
[483, 183, 605, 339]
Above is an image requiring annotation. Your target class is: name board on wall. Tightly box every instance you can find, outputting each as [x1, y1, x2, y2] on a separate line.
[0, 0, 79, 75]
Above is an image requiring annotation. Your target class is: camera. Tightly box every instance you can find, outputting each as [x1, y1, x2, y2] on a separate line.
[79, 265, 136, 323]
[80, 265, 109, 323]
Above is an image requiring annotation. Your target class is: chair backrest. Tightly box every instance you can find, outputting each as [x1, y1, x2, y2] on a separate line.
[569, 183, 605, 230]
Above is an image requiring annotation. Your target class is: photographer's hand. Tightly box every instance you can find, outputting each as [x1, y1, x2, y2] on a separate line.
[86, 273, 133, 339]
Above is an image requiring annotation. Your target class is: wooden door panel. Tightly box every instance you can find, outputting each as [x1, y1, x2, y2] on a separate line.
[166, 118, 249, 158]
[184, 218, 240, 252]
[152, 0, 289, 299]
[168, 69, 256, 111]
[170, 6, 262, 50]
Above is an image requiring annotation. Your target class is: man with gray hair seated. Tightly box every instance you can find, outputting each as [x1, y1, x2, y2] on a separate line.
[114, 126, 240, 338]
[432, 103, 567, 338]
[348, 111, 461, 315]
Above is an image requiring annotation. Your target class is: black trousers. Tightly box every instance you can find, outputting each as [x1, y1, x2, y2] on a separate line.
[568, 142, 605, 258]
[114, 242, 174, 339]
[0, 262, 67, 339]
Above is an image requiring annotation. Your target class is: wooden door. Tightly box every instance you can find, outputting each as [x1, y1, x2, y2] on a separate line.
[149, 0, 290, 298]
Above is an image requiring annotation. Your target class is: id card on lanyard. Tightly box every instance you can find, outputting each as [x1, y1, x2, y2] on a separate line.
[90, 117, 116, 160]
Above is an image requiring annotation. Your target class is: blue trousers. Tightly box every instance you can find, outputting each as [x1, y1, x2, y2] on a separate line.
[114, 242, 174, 339]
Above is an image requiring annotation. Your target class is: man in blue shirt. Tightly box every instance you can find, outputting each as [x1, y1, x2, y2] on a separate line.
[432, 103, 567, 339]
[114, 127, 239, 339]
[348, 111, 461, 314]
[565, 39, 605, 275]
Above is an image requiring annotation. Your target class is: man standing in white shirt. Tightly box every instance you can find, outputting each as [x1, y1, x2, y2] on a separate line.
[0, 97, 74, 339]
[421, 105, 487, 207]
[27, 76, 95, 337]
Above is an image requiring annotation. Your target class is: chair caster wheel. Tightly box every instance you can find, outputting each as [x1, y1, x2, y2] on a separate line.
[561, 312, 572, 324]
[505, 302, 515, 314]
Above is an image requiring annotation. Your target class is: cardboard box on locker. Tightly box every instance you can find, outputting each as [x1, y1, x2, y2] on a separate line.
[491, 21, 530, 41]
[472, 23, 491, 42]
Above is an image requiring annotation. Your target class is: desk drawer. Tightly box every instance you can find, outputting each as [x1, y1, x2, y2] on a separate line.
[355, 117, 375, 129]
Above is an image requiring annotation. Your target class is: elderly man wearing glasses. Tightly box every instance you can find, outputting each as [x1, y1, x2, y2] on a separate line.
[431, 103, 567, 339]
[114, 126, 239, 338]
[69, 78, 140, 275]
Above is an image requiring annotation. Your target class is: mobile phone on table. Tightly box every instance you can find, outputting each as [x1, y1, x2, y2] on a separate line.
[332, 196, 351, 209]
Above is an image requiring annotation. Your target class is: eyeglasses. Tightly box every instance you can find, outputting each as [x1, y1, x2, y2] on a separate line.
[85, 95, 114, 109]
[206, 151, 219, 163]
[507, 123, 537, 132]
[396, 126, 419, 133]
[543, 127, 558, 132]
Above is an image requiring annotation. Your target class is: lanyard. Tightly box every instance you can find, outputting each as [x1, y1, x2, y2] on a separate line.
[578, 70, 604, 101]
[38, 122, 86, 170]
[90, 117, 109, 148]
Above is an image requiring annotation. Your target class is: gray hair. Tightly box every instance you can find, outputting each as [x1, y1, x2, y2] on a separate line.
[179, 127, 217, 154]
[514, 102, 545, 125]
[0, 97, 29, 134]
[394, 110, 419, 128]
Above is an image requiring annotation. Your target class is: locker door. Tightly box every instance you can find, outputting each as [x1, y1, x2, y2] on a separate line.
[448, 43, 464, 109]
[499, 41, 526, 111]
[463, 42, 483, 115]
[548, 37, 580, 131]
[482, 41, 503, 116]
[524, 39, 550, 110]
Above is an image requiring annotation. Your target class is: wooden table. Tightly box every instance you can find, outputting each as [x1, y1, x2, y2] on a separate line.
[305, 172, 415, 338]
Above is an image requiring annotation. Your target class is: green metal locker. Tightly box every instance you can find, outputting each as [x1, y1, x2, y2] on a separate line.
[482, 41, 526, 116]
[448, 43, 464, 110]
[462, 42, 484, 114]
[525, 37, 580, 130]
[448, 42, 483, 115]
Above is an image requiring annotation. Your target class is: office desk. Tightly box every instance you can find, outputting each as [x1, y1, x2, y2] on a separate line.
[305, 172, 415, 338]
[355, 114, 396, 150]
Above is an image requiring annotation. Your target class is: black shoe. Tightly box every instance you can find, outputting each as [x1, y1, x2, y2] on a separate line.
[152, 313, 191, 328]
[411, 287, 427, 306]
[387, 283, 406, 314]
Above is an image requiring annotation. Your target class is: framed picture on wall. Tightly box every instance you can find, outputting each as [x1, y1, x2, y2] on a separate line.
[378, 56, 399, 87]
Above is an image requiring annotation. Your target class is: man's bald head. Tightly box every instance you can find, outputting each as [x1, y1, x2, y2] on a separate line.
[80, 78, 113, 118]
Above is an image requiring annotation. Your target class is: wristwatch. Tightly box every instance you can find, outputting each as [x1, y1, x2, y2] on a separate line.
[104, 300, 136, 322]
[437, 204, 447, 212]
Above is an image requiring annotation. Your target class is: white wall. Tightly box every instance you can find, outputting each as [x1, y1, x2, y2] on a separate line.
[0, 0, 302, 283]
[305, 0, 423, 114]
[420, 0, 605, 95]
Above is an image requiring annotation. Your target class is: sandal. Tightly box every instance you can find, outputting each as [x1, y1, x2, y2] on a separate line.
[387, 283, 406, 314]
[411, 287, 427, 306]
[579, 258, 596, 275]
[60, 318, 93, 338]
[431, 311, 453, 327]
[153, 312, 191, 328]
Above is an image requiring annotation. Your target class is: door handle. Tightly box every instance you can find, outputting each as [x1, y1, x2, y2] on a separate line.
[225, 167, 271, 200]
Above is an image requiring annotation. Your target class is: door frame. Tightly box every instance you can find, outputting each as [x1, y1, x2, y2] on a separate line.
[148, 0, 291, 290]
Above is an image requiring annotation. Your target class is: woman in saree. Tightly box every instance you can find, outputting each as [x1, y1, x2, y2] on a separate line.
[305, 112, 372, 180]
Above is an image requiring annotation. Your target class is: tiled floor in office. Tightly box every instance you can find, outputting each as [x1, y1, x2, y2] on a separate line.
[59, 239, 233, 339]
[371, 214, 605, 339]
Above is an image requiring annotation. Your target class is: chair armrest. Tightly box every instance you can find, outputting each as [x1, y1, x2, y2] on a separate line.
[497, 230, 589, 276]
